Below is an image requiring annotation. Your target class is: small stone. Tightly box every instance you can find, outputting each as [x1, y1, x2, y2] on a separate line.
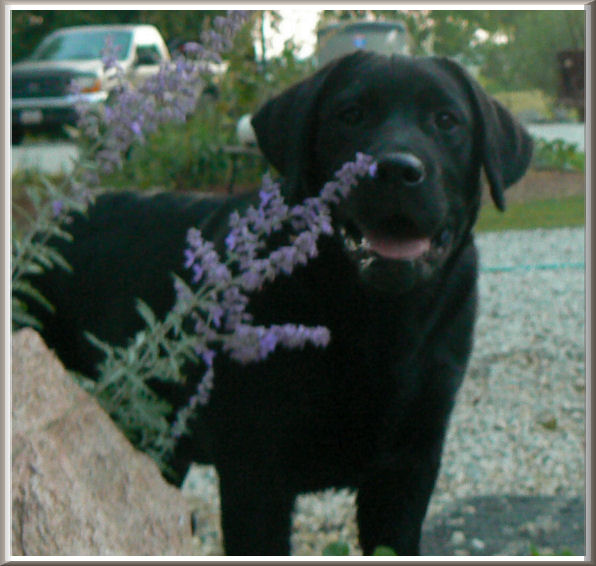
[471, 538, 486, 551]
[447, 516, 465, 527]
[519, 522, 538, 537]
[502, 525, 515, 537]
[450, 531, 466, 546]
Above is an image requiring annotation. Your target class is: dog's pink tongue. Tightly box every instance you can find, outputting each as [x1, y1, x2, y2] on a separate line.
[365, 233, 431, 260]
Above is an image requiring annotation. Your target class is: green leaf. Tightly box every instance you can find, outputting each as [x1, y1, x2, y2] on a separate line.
[31, 251, 54, 270]
[13, 259, 42, 277]
[11, 304, 42, 330]
[529, 543, 541, 556]
[43, 245, 73, 272]
[46, 223, 74, 242]
[12, 280, 54, 314]
[136, 299, 158, 328]
[373, 545, 398, 556]
[322, 541, 350, 556]
[539, 416, 558, 431]
[84, 331, 113, 355]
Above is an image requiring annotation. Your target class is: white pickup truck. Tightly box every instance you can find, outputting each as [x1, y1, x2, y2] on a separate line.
[11, 24, 170, 144]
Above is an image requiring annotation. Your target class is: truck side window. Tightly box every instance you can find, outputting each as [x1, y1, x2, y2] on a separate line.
[135, 45, 162, 66]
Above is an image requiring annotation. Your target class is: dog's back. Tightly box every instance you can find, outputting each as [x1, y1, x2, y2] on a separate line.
[20, 191, 231, 377]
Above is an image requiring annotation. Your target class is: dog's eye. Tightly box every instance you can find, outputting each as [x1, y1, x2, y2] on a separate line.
[338, 105, 364, 125]
[435, 111, 459, 131]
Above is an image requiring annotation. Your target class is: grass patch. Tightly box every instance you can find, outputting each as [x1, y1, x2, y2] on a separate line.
[476, 195, 585, 232]
[492, 89, 555, 120]
[12, 169, 585, 235]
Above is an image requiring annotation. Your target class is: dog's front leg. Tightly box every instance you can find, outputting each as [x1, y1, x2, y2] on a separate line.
[355, 439, 444, 556]
[217, 464, 295, 556]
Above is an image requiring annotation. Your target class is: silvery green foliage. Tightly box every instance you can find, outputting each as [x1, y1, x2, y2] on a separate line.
[11, 11, 378, 473]
[11, 179, 88, 330]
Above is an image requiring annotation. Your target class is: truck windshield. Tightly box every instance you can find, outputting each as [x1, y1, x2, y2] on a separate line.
[31, 30, 133, 62]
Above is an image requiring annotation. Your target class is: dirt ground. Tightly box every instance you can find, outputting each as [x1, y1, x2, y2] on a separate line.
[483, 169, 584, 205]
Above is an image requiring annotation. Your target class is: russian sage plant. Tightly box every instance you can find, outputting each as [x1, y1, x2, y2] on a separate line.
[11, 10, 377, 472]
[12, 11, 251, 329]
[85, 153, 376, 467]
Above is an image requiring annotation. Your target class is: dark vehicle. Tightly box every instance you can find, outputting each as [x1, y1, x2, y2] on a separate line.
[316, 20, 410, 67]
[11, 24, 169, 144]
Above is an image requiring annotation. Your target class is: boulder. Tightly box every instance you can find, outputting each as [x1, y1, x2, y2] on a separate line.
[11, 329, 193, 556]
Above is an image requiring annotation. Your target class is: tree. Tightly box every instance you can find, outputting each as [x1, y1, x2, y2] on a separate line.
[316, 9, 584, 97]
[478, 11, 584, 95]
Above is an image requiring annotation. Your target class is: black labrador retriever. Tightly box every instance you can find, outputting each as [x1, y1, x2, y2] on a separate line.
[18, 52, 533, 555]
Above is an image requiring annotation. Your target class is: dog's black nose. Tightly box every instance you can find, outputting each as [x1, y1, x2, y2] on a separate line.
[377, 152, 426, 186]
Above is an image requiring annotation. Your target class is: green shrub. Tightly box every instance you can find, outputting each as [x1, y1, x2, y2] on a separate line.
[322, 541, 351, 555]
[532, 137, 585, 172]
[103, 98, 268, 193]
[493, 89, 555, 121]
[103, 102, 232, 192]
[529, 542, 575, 556]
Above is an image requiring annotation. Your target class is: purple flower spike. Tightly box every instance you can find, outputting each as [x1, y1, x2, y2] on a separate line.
[130, 120, 143, 137]
[368, 161, 378, 178]
[74, 10, 251, 187]
[51, 200, 64, 218]
[173, 139, 373, 422]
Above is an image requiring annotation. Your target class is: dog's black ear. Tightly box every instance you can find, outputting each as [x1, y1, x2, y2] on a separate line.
[250, 75, 323, 182]
[435, 58, 534, 211]
[251, 51, 375, 194]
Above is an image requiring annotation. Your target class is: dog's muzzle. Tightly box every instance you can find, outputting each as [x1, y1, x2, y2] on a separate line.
[337, 151, 452, 293]
[339, 223, 452, 294]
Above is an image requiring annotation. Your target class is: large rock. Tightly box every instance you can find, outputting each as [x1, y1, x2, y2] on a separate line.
[11, 329, 193, 556]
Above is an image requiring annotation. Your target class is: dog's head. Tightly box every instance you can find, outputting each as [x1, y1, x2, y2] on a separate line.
[251, 51, 533, 293]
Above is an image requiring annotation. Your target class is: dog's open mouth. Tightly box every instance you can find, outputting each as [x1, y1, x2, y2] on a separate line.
[359, 231, 432, 261]
[339, 217, 452, 291]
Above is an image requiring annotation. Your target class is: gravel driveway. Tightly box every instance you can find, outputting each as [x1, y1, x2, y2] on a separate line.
[181, 226, 586, 556]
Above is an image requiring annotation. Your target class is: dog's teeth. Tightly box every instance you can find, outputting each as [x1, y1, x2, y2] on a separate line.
[359, 257, 374, 270]
[341, 229, 360, 252]
[340, 228, 374, 256]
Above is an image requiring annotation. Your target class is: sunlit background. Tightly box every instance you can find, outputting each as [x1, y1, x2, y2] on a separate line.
[11, 8, 585, 201]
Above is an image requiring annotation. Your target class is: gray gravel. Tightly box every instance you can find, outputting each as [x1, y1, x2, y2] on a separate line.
[181, 227, 586, 555]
